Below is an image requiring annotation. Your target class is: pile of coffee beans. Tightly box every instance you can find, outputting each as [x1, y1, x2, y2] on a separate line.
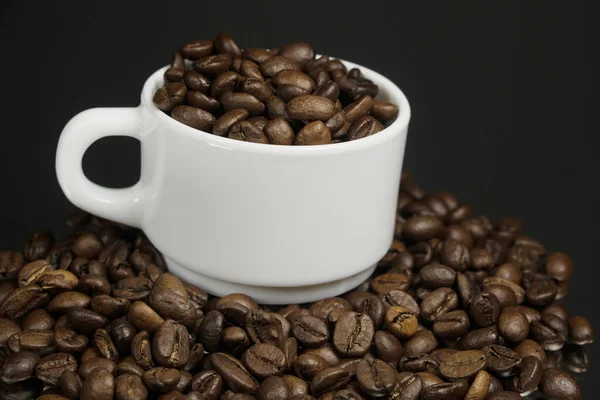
[0, 171, 594, 399]
[152, 33, 399, 145]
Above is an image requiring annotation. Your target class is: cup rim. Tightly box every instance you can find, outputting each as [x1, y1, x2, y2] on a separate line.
[140, 56, 411, 154]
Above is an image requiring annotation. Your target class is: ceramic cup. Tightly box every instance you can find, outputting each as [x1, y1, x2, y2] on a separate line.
[56, 58, 411, 304]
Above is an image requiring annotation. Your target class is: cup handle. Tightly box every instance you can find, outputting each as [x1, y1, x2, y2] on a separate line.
[56, 107, 144, 228]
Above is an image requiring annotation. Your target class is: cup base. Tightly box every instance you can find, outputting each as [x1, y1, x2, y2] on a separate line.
[165, 257, 376, 304]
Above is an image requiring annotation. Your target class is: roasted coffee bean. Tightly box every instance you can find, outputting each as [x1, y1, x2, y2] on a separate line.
[76, 274, 110, 296]
[331, 312, 374, 357]
[92, 295, 130, 319]
[187, 92, 221, 113]
[404, 330, 438, 356]
[115, 374, 148, 400]
[463, 370, 490, 400]
[487, 391, 522, 400]
[355, 358, 396, 397]
[66, 307, 107, 333]
[420, 288, 458, 322]
[0, 317, 21, 346]
[241, 343, 286, 379]
[496, 306, 529, 344]
[221, 326, 250, 356]
[459, 326, 501, 350]
[153, 83, 188, 112]
[128, 301, 164, 333]
[419, 263, 456, 289]
[152, 320, 190, 369]
[213, 108, 249, 136]
[379, 290, 420, 315]
[264, 117, 295, 145]
[93, 328, 119, 361]
[484, 284, 517, 308]
[260, 56, 301, 77]
[183, 70, 211, 93]
[287, 95, 336, 121]
[193, 53, 233, 77]
[0, 351, 39, 384]
[110, 317, 137, 355]
[343, 95, 373, 123]
[292, 315, 329, 348]
[385, 306, 418, 339]
[0, 251, 25, 281]
[293, 354, 329, 380]
[171, 105, 216, 132]
[433, 310, 470, 339]
[180, 40, 213, 60]
[421, 380, 468, 400]
[113, 276, 153, 301]
[246, 309, 284, 346]
[8, 329, 54, 353]
[357, 296, 384, 328]
[504, 355, 542, 396]
[408, 242, 433, 268]
[513, 339, 546, 365]
[438, 350, 486, 380]
[35, 352, 77, 385]
[210, 352, 259, 394]
[81, 368, 114, 400]
[371, 100, 399, 122]
[55, 327, 89, 352]
[115, 356, 145, 377]
[525, 277, 557, 306]
[539, 367, 581, 399]
[543, 302, 569, 321]
[279, 337, 298, 371]
[24, 230, 54, 261]
[348, 115, 384, 140]
[148, 287, 201, 327]
[483, 345, 521, 377]
[370, 273, 410, 295]
[277, 41, 314, 66]
[310, 367, 350, 396]
[190, 370, 223, 399]
[229, 120, 269, 143]
[530, 313, 568, 351]
[295, 120, 332, 145]
[469, 292, 500, 327]
[60, 370, 82, 399]
[403, 216, 444, 242]
[568, 316, 594, 345]
[243, 48, 278, 64]
[266, 95, 289, 120]
[142, 367, 181, 393]
[388, 372, 423, 399]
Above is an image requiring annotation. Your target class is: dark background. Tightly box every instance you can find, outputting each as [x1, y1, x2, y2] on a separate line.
[0, 0, 596, 396]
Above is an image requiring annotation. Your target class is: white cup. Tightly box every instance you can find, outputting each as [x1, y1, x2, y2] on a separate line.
[56, 58, 411, 304]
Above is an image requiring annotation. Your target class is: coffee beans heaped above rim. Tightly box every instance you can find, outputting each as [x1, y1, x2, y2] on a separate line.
[0, 171, 593, 399]
[152, 32, 399, 145]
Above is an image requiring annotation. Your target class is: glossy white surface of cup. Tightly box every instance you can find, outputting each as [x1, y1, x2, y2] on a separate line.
[56, 58, 411, 304]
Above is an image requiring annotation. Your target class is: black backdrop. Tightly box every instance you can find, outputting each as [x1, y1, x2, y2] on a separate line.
[1, 0, 597, 396]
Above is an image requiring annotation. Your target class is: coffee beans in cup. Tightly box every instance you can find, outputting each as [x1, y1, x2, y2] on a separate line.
[153, 32, 399, 145]
[0, 171, 593, 398]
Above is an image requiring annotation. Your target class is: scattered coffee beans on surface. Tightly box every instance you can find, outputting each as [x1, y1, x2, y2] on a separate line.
[153, 33, 399, 145]
[0, 171, 594, 399]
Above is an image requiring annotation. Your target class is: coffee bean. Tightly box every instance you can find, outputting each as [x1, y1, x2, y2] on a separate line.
[193, 53, 233, 77]
[420, 288, 458, 322]
[331, 312, 374, 357]
[60, 370, 82, 399]
[151, 320, 189, 369]
[92, 295, 130, 319]
[128, 301, 164, 333]
[24, 230, 54, 261]
[483, 277, 524, 304]
[355, 358, 396, 397]
[259, 117, 295, 145]
[404, 330, 438, 357]
[433, 310, 470, 339]
[483, 345, 521, 377]
[8, 329, 54, 354]
[261, 56, 301, 77]
[567, 316, 594, 345]
[503, 355, 542, 396]
[370, 273, 410, 295]
[539, 367, 581, 399]
[229, 120, 269, 143]
[458, 326, 501, 350]
[35, 352, 77, 385]
[497, 306, 530, 344]
[371, 100, 399, 122]
[422, 380, 468, 400]
[115, 356, 144, 377]
[487, 391, 522, 400]
[439, 349, 486, 380]
[348, 115, 384, 140]
[469, 292, 500, 327]
[183, 70, 211, 93]
[142, 367, 181, 393]
[278, 42, 314, 67]
[494, 263, 522, 284]
[287, 95, 336, 121]
[295, 120, 331, 145]
[77, 274, 110, 296]
[0, 251, 25, 281]
[292, 315, 329, 348]
[54, 327, 89, 352]
[171, 105, 216, 132]
[530, 313, 568, 351]
[0, 351, 39, 384]
[379, 290, 420, 315]
[0, 317, 21, 346]
[419, 263, 456, 289]
[210, 352, 259, 394]
[385, 306, 418, 339]
[291, 354, 327, 381]
[153, 83, 187, 112]
[243, 48, 278, 64]
[484, 284, 517, 308]
[93, 328, 119, 362]
[80, 368, 114, 400]
[187, 91, 221, 113]
[115, 374, 148, 400]
[17, 260, 53, 287]
[245, 309, 285, 346]
[190, 370, 223, 399]
[387, 372, 422, 400]
[403, 216, 444, 242]
[463, 370, 490, 400]
[310, 367, 350, 396]
[180, 40, 214, 60]
[545, 252, 573, 281]
[241, 343, 286, 379]
[214, 32, 242, 58]
[343, 95, 373, 123]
